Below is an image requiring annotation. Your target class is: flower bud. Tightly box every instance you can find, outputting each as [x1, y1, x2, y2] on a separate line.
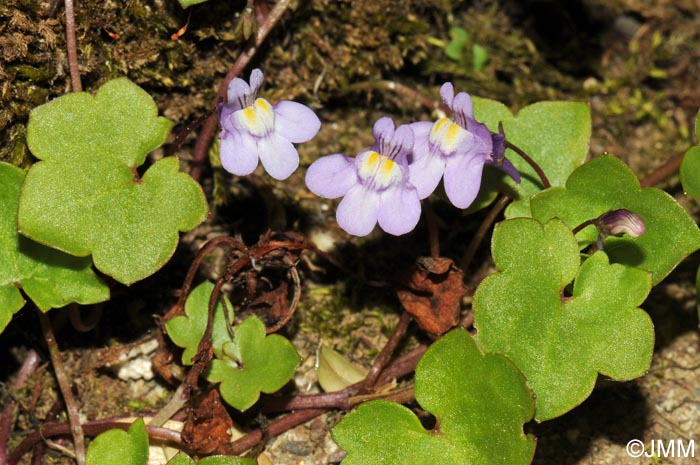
[595, 209, 646, 237]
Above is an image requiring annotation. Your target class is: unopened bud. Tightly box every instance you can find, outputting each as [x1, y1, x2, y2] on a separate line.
[595, 209, 646, 237]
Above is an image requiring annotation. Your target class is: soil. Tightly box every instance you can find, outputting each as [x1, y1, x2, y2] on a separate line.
[2, 0, 700, 464]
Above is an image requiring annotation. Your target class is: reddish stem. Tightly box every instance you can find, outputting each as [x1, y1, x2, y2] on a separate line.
[459, 194, 510, 272]
[364, 311, 413, 387]
[639, 151, 685, 188]
[38, 312, 86, 465]
[7, 420, 181, 465]
[64, 0, 81, 92]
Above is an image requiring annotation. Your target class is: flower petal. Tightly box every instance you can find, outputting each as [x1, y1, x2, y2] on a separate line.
[227, 77, 253, 111]
[452, 91, 474, 121]
[408, 150, 446, 199]
[273, 101, 321, 143]
[377, 185, 421, 236]
[249, 68, 264, 95]
[408, 121, 433, 165]
[498, 157, 521, 184]
[305, 154, 357, 199]
[443, 153, 485, 209]
[372, 117, 395, 144]
[440, 82, 454, 107]
[258, 132, 300, 180]
[336, 185, 380, 236]
[220, 130, 259, 176]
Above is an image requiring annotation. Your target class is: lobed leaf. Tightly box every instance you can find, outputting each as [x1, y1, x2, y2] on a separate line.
[18, 78, 208, 285]
[332, 329, 536, 465]
[531, 155, 700, 284]
[473, 98, 591, 217]
[165, 281, 235, 365]
[86, 418, 149, 465]
[474, 218, 654, 421]
[207, 316, 300, 411]
[0, 163, 109, 333]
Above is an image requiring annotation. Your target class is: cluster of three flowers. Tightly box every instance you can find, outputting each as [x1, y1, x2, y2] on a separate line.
[217, 69, 520, 237]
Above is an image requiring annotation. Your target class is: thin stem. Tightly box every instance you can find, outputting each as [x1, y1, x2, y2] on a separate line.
[505, 140, 551, 189]
[459, 194, 510, 272]
[38, 312, 86, 465]
[572, 219, 596, 235]
[152, 276, 225, 427]
[63, 0, 81, 92]
[262, 342, 428, 413]
[190, 0, 291, 182]
[640, 151, 684, 188]
[364, 311, 412, 387]
[423, 199, 440, 259]
[8, 420, 181, 465]
[229, 409, 326, 455]
[0, 351, 40, 465]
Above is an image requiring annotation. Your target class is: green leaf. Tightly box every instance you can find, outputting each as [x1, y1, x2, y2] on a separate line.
[0, 163, 109, 332]
[684, 110, 700, 197]
[167, 452, 256, 465]
[18, 78, 208, 285]
[444, 27, 469, 61]
[165, 281, 235, 365]
[531, 155, 700, 284]
[472, 98, 591, 217]
[86, 418, 149, 465]
[207, 315, 300, 411]
[332, 329, 536, 465]
[474, 218, 654, 421]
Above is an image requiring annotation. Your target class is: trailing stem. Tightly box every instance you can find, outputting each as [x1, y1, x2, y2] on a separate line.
[504, 140, 551, 189]
[38, 312, 86, 465]
[63, 0, 81, 92]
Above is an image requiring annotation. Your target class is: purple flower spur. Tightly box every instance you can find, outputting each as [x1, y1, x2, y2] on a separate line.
[409, 82, 520, 209]
[305, 117, 422, 237]
[218, 69, 321, 180]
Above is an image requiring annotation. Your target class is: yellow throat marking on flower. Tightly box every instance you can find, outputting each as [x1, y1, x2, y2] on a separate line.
[358, 151, 402, 189]
[239, 98, 275, 137]
[430, 117, 467, 155]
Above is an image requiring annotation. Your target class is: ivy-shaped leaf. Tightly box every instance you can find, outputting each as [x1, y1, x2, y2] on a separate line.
[167, 452, 256, 465]
[165, 281, 235, 364]
[18, 78, 208, 285]
[474, 218, 654, 421]
[0, 163, 109, 333]
[680, 110, 700, 198]
[332, 329, 536, 465]
[86, 418, 148, 465]
[472, 98, 590, 216]
[207, 315, 300, 411]
[530, 155, 700, 284]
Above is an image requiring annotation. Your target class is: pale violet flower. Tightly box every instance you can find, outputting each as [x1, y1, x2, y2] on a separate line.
[408, 82, 520, 209]
[305, 117, 421, 237]
[218, 69, 321, 180]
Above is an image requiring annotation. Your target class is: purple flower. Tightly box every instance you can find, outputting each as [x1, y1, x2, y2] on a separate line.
[218, 69, 321, 180]
[305, 117, 421, 236]
[408, 82, 519, 209]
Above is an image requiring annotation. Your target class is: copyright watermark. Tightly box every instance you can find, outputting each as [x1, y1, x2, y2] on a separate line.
[626, 439, 695, 458]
